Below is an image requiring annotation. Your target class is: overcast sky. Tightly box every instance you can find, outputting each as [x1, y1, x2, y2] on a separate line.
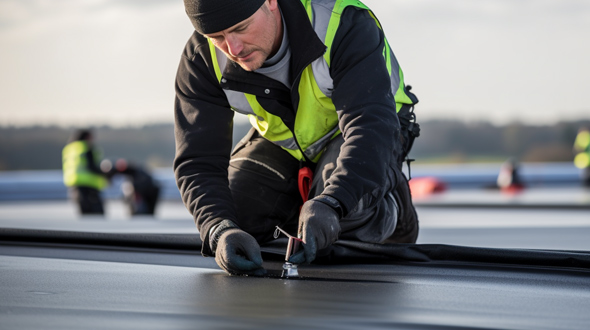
[1, 0, 589, 127]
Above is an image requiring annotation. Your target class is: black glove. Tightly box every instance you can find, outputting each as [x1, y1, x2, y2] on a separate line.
[215, 228, 266, 276]
[289, 196, 341, 264]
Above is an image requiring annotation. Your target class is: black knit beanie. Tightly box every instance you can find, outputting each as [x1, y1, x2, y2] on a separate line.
[184, 0, 267, 35]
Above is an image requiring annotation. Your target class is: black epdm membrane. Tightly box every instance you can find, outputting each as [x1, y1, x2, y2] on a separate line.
[2, 226, 590, 329]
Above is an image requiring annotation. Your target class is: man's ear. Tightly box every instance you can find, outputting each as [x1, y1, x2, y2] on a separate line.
[267, 0, 278, 12]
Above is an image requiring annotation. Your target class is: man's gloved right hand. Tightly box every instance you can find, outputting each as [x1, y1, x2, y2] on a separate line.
[215, 228, 266, 276]
[289, 196, 342, 264]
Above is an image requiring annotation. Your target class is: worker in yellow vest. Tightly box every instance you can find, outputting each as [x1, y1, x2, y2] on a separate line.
[574, 127, 590, 187]
[175, 0, 420, 275]
[62, 129, 108, 215]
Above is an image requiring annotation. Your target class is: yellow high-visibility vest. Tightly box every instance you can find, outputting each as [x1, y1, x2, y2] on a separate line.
[574, 130, 590, 169]
[62, 141, 108, 190]
[208, 0, 416, 162]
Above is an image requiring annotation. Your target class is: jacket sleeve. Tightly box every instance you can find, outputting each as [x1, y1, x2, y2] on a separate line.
[85, 148, 103, 175]
[173, 34, 238, 256]
[321, 7, 405, 215]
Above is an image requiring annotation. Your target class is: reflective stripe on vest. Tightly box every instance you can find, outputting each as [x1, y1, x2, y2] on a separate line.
[62, 141, 108, 190]
[209, 0, 415, 162]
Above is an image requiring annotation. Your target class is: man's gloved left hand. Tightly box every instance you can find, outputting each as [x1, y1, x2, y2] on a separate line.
[289, 196, 341, 264]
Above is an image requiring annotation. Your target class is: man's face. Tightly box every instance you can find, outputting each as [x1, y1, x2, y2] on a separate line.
[204, 0, 281, 71]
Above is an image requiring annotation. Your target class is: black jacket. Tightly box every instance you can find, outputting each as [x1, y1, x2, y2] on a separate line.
[174, 0, 405, 252]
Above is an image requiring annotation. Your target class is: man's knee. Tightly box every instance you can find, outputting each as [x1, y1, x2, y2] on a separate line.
[338, 189, 398, 243]
[385, 167, 419, 243]
[337, 165, 419, 244]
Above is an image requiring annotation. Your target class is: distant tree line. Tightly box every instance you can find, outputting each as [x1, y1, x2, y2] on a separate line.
[411, 120, 589, 164]
[0, 120, 588, 171]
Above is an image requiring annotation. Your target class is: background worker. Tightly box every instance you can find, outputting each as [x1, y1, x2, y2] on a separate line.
[573, 127, 590, 188]
[112, 158, 161, 216]
[62, 129, 109, 215]
[174, 0, 420, 275]
[496, 158, 525, 194]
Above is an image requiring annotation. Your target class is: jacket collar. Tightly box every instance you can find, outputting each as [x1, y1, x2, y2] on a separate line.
[279, 0, 327, 80]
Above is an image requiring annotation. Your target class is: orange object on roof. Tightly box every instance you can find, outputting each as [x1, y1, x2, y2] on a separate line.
[409, 177, 446, 198]
[501, 183, 525, 195]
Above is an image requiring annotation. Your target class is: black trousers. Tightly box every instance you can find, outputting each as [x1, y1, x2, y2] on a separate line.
[71, 186, 104, 215]
[228, 129, 418, 244]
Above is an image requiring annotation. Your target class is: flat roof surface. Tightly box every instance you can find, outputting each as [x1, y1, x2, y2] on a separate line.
[2, 192, 590, 251]
[2, 188, 590, 329]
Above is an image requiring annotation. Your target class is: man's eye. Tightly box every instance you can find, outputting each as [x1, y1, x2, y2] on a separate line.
[234, 23, 250, 33]
[210, 36, 224, 43]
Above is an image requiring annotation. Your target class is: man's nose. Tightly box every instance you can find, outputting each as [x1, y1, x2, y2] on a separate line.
[226, 35, 243, 57]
